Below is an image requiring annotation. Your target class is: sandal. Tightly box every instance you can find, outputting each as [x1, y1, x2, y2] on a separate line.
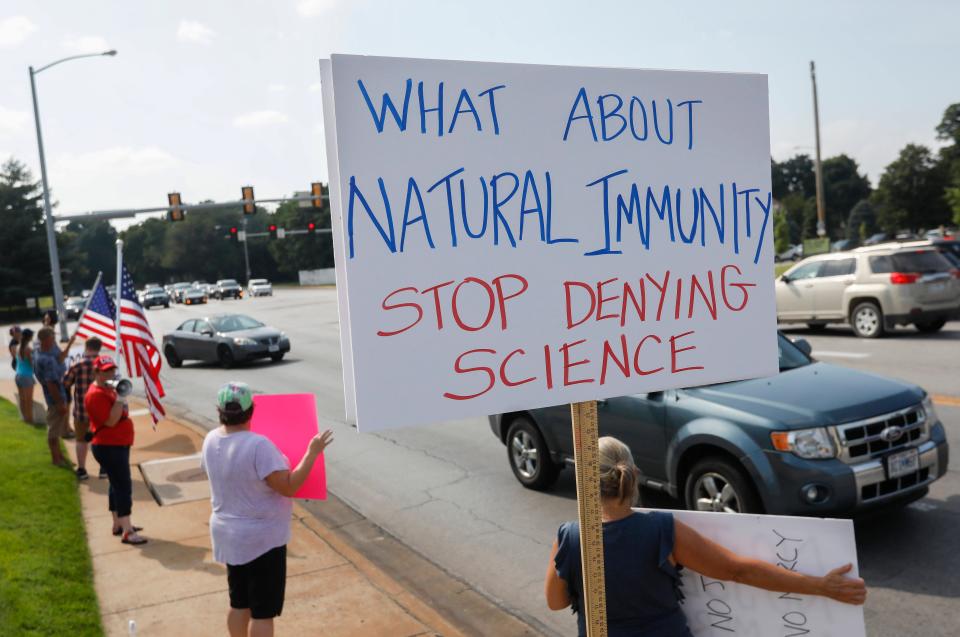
[122, 531, 148, 545]
[113, 526, 143, 537]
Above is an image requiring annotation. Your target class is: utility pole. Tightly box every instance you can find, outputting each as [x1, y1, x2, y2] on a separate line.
[241, 216, 252, 283]
[810, 61, 826, 238]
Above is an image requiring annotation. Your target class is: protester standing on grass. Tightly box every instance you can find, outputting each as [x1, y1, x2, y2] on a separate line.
[63, 337, 103, 481]
[201, 382, 333, 637]
[32, 328, 70, 465]
[84, 355, 147, 545]
[8, 326, 20, 372]
[14, 328, 35, 423]
[544, 436, 867, 637]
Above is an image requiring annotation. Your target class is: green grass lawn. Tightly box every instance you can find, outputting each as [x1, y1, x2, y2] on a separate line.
[775, 262, 794, 277]
[0, 398, 102, 637]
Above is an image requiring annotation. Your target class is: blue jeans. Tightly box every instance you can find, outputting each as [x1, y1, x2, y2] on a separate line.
[92, 445, 133, 517]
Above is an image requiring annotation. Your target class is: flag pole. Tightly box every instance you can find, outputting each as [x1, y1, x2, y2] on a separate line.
[115, 240, 124, 372]
[70, 271, 103, 341]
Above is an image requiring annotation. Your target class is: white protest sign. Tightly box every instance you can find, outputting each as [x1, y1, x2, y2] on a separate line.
[641, 509, 866, 637]
[322, 54, 778, 431]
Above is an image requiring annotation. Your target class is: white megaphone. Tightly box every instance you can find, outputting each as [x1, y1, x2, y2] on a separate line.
[107, 378, 133, 397]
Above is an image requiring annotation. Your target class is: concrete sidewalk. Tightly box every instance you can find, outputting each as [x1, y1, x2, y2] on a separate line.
[1, 379, 472, 637]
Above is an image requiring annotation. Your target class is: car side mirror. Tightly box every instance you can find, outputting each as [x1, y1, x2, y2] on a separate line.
[779, 274, 791, 283]
[792, 338, 813, 357]
[201, 329, 214, 337]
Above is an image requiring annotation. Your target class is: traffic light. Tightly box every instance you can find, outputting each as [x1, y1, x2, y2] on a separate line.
[307, 221, 316, 234]
[311, 182, 324, 208]
[268, 224, 278, 240]
[229, 226, 239, 242]
[241, 186, 255, 215]
[167, 192, 185, 221]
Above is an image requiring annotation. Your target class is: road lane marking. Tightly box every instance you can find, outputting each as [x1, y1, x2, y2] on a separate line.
[812, 351, 871, 359]
[932, 394, 960, 408]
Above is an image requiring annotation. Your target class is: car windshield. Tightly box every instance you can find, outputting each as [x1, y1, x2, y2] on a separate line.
[219, 280, 239, 286]
[778, 334, 812, 371]
[146, 288, 165, 294]
[250, 279, 268, 285]
[210, 315, 263, 332]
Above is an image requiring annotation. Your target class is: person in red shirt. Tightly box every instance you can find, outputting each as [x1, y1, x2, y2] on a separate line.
[84, 355, 146, 545]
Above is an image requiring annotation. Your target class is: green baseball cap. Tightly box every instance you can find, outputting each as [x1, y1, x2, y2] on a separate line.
[217, 382, 253, 412]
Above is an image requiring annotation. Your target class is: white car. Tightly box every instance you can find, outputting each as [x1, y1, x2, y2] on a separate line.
[247, 278, 273, 297]
[776, 245, 960, 337]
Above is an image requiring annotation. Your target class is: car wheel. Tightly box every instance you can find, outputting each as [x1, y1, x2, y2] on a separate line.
[684, 457, 762, 514]
[217, 345, 235, 369]
[505, 417, 560, 490]
[850, 301, 884, 338]
[270, 352, 285, 362]
[164, 346, 182, 368]
[915, 319, 946, 334]
[164, 303, 169, 308]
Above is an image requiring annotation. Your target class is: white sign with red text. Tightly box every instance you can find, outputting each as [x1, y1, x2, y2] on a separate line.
[321, 54, 777, 431]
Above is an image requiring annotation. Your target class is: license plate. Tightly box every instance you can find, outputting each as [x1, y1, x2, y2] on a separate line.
[268, 344, 279, 352]
[886, 448, 919, 479]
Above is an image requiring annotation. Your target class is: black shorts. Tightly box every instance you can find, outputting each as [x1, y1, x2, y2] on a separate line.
[227, 545, 287, 619]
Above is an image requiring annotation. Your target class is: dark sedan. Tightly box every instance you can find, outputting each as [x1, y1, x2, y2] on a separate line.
[162, 314, 290, 368]
[141, 287, 170, 309]
[490, 333, 948, 517]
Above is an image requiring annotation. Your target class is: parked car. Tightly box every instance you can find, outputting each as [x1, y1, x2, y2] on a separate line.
[490, 333, 949, 516]
[182, 286, 208, 306]
[140, 287, 171, 309]
[247, 278, 273, 297]
[213, 279, 243, 300]
[863, 233, 888, 246]
[775, 244, 803, 262]
[64, 296, 86, 319]
[162, 313, 290, 368]
[831, 239, 858, 252]
[775, 245, 960, 337]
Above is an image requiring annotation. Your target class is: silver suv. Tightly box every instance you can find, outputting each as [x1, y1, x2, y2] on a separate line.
[776, 245, 960, 337]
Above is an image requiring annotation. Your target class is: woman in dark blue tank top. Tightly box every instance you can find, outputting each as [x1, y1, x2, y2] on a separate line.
[544, 437, 867, 637]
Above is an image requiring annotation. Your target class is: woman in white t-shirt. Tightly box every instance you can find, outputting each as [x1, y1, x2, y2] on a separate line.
[201, 382, 333, 637]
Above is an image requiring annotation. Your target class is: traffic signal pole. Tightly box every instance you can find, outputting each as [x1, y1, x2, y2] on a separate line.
[241, 216, 252, 283]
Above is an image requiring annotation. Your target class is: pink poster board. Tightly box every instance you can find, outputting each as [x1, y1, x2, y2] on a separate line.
[250, 393, 326, 500]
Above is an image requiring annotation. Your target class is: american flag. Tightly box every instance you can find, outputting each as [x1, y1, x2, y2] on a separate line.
[75, 282, 118, 351]
[118, 265, 166, 424]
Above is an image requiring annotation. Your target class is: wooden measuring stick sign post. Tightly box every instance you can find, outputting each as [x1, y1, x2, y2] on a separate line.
[571, 400, 607, 637]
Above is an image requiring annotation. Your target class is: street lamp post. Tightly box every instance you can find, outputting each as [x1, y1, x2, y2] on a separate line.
[29, 49, 117, 342]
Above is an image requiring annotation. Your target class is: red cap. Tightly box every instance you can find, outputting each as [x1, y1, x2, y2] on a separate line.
[93, 355, 118, 372]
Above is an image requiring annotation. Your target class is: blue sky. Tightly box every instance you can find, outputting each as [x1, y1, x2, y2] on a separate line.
[0, 0, 956, 223]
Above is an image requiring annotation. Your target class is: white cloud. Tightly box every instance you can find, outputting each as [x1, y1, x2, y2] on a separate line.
[232, 110, 289, 128]
[55, 146, 182, 177]
[297, 0, 340, 17]
[0, 106, 29, 136]
[0, 16, 36, 48]
[268, 83, 287, 93]
[61, 35, 110, 54]
[177, 20, 215, 45]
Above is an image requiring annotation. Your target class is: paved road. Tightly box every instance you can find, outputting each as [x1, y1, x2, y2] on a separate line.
[9, 290, 956, 635]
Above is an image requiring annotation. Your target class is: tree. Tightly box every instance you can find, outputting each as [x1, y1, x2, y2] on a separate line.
[845, 200, 878, 242]
[874, 144, 950, 233]
[771, 154, 816, 200]
[773, 211, 791, 254]
[0, 159, 51, 308]
[59, 219, 117, 292]
[822, 155, 872, 238]
[267, 199, 334, 279]
[935, 103, 960, 226]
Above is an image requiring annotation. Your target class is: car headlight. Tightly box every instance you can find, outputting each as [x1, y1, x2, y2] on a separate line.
[233, 337, 257, 346]
[922, 395, 939, 429]
[771, 428, 837, 459]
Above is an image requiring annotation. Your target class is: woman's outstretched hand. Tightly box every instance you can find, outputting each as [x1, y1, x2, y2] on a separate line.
[308, 429, 335, 456]
[820, 563, 866, 605]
